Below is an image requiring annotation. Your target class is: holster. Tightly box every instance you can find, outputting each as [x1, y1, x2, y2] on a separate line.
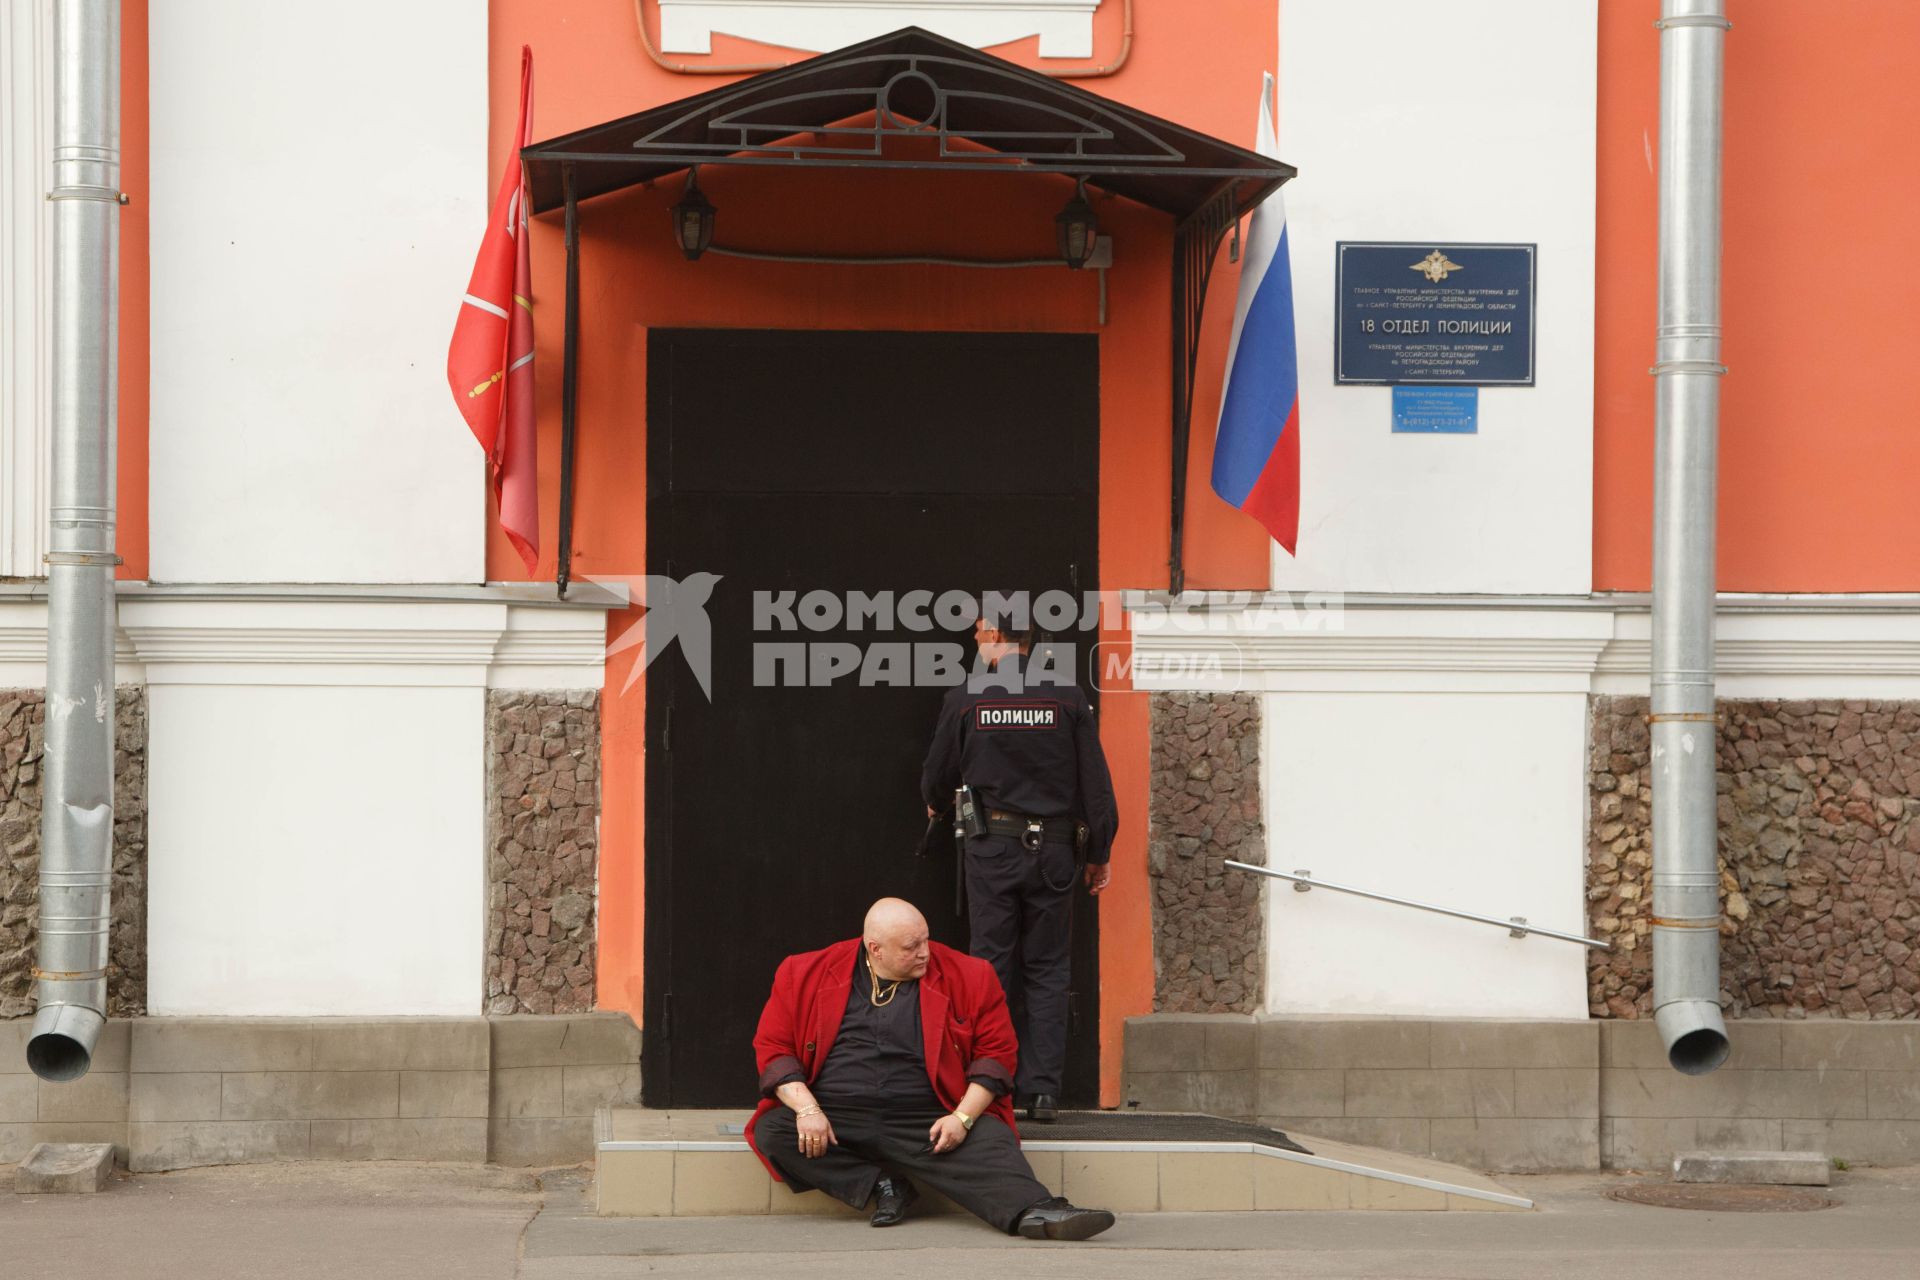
[955, 785, 988, 839]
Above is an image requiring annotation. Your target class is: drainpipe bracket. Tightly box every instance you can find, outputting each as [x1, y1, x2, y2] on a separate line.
[1654, 15, 1731, 30]
[42, 551, 124, 567]
[1649, 360, 1728, 376]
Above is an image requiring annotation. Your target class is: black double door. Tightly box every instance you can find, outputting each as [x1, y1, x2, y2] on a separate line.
[643, 329, 1100, 1108]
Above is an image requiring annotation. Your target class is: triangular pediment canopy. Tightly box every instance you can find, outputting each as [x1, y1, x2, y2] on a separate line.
[521, 26, 1293, 220]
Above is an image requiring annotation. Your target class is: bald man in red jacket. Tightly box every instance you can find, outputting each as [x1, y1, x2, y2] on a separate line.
[747, 898, 1114, 1239]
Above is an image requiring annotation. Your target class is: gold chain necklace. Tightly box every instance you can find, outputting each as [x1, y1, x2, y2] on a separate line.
[867, 956, 903, 1007]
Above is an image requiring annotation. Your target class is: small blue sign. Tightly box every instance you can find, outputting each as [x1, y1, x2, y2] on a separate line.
[1393, 386, 1478, 434]
[1336, 242, 1536, 386]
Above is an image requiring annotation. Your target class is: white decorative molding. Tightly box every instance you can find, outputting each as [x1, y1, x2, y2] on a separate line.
[1127, 594, 1920, 699]
[0, 0, 54, 580]
[490, 605, 617, 691]
[0, 584, 617, 690]
[1593, 607, 1920, 699]
[0, 596, 142, 687]
[1129, 598, 1613, 694]
[658, 0, 1100, 58]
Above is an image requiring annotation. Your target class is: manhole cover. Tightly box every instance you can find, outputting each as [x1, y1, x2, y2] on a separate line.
[1607, 1183, 1836, 1212]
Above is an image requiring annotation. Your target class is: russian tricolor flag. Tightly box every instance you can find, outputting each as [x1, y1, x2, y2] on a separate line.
[1210, 73, 1300, 555]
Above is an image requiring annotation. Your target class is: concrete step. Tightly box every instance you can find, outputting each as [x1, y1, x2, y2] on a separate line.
[591, 1107, 1533, 1216]
[1673, 1150, 1832, 1186]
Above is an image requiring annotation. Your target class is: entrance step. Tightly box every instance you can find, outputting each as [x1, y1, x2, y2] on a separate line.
[592, 1107, 1532, 1216]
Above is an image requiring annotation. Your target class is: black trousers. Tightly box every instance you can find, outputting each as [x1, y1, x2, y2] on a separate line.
[965, 833, 1075, 1099]
[759, 1102, 1053, 1233]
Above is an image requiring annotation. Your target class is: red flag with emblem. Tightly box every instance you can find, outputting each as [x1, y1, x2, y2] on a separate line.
[448, 46, 537, 573]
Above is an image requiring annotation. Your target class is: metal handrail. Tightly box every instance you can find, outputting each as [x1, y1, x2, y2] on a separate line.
[1224, 862, 1611, 951]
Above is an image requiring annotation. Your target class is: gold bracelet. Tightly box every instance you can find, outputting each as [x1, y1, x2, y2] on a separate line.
[952, 1110, 975, 1131]
[793, 1103, 822, 1118]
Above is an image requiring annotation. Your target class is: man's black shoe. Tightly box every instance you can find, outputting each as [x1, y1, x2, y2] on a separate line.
[1026, 1093, 1058, 1122]
[1016, 1197, 1115, 1241]
[870, 1175, 918, 1227]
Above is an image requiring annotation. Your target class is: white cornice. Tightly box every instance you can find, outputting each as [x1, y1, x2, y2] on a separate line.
[1594, 609, 1920, 698]
[1128, 595, 1920, 698]
[0, 586, 615, 690]
[1130, 605, 1612, 694]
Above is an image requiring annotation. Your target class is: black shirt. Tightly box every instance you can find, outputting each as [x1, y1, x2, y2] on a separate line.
[810, 974, 941, 1108]
[920, 652, 1120, 864]
[764, 963, 1011, 1104]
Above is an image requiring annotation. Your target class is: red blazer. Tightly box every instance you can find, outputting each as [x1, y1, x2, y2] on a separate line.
[744, 938, 1020, 1178]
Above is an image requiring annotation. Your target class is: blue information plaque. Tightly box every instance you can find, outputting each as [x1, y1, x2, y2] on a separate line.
[1336, 242, 1536, 386]
[1392, 386, 1478, 434]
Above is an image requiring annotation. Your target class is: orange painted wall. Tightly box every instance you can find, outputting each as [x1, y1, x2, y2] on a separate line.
[490, 0, 1281, 1103]
[1595, 0, 1920, 591]
[116, 0, 149, 580]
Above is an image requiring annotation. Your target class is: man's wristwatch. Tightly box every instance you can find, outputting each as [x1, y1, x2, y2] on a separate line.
[952, 1110, 975, 1131]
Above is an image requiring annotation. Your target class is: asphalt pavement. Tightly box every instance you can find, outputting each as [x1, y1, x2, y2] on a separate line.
[5, 1160, 1919, 1279]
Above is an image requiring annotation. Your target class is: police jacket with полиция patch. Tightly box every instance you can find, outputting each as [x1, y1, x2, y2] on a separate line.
[919, 652, 1119, 866]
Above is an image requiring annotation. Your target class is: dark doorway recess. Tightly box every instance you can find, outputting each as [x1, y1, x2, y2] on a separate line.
[644, 328, 1100, 1109]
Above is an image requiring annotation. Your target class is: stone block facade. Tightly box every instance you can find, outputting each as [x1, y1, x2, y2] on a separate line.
[1147, 692, 1266, 1012]
[0, 688, 149, 1020]
[1126, 1014, 1601, 1173]
[1597, 1019, 1920, 1169]
[1587, 696, 1920, 1020]
[487, 691, 600, 1015]
[1124, 1014, 1920, 1172]
[0, 1012, 640, 1170]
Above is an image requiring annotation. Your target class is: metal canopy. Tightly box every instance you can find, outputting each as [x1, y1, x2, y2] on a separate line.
[522, 26, 1292, 218]
[526, 26, 1295, 595]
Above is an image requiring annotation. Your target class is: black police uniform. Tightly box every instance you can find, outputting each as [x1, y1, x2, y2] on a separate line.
[919, 652, 1119, 1106]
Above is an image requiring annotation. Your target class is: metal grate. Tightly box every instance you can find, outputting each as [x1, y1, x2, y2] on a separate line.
[1607, 1183, 1836, 1213]
[1032, 1111, 1311, 1154]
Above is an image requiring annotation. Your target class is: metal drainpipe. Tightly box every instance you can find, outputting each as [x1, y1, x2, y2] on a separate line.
[1650, 0, 1732, 1076]
[28, 0, 120, 1083]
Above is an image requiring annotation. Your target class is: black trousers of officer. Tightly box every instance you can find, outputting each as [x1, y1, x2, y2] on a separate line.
[965, 833, 1075, 1100]
[758, 1102, 1053, 1233]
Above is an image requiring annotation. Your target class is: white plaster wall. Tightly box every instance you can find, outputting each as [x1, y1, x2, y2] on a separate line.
[1261, 689, 1591, 1018]
[1273, 0, 1597, 593]
[145, 682, 484, 1015]
[148, 0, 488, 583]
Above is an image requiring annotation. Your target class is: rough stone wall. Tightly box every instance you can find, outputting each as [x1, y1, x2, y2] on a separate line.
[0, 688, 148, 1019]
[486, 691, 600, 1015]
[1589, 696, 1920, 1019]
[1147, 692, 1266, 1012]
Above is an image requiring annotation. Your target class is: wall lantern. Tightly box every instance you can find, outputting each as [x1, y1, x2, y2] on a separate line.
[673, 167, 716, 261]
[1055, 178, 1098, 270]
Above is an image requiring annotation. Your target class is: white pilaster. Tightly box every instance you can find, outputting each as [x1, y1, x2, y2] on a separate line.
[0, 0, 55, 580]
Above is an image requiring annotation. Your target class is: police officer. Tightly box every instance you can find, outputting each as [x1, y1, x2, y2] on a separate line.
[919, 596, 1118, 1122]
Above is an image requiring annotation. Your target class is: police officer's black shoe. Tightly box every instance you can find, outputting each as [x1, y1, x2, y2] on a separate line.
[1016, 1197, 1115, 1241]
[1026, 1093, 1058, 1122]
[870, 1175, 918, 1227]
